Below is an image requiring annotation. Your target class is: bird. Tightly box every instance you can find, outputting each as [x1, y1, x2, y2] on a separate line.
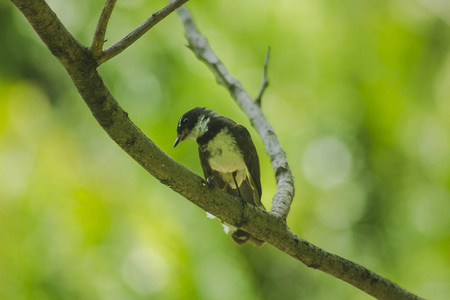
[174, 107, 265, 246]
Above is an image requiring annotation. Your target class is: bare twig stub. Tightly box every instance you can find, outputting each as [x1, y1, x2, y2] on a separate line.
[90, 0, 117, 59]
[255, 47, 270, 106]
[98, 0, 189, 64]
[177, 6, 295, 220]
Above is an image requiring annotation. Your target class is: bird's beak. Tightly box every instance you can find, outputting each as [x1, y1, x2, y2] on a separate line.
[173, 135, 182, 148]
[173, 130, 188, 148]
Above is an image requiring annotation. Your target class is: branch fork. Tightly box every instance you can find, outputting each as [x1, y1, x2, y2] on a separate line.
[10, 0, 423, 299]
[89, 0, 189, 64]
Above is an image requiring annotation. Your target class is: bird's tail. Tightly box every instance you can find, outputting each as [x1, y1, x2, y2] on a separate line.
[223, 223, 265, 247]
[231, 229, 265, 247]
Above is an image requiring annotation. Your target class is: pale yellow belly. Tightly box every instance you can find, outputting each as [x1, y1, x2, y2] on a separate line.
[206, 129, 247, 188]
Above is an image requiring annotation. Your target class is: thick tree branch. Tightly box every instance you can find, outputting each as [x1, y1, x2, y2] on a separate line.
[90, 0, 117, 59]
[177, 6, 294, 220]
[255, 47, 270, 106]
[97, 0, 189, 64]
[10, 0, 423, 299]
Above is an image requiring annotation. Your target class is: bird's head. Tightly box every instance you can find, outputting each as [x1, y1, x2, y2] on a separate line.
[174, 107, 215, 147]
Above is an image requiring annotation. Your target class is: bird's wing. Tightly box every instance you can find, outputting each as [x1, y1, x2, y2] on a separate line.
[233, 125, 264, 209]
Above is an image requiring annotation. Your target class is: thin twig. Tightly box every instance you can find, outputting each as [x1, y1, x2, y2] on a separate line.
[177, 6, 294, 220]
[97, 0, 189, 64]
[90, 0, 117, 59]
[255, 47, 270, 106]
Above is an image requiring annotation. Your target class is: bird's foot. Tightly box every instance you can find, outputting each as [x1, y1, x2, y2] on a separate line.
[206, 177, 215, 188]
[236, 195, 246, 208]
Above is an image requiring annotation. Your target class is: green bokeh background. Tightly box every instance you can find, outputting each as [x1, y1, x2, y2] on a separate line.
[1, 0, 450, 299]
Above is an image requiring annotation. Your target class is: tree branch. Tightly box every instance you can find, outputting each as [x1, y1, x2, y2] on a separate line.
[10, 0, 424, 299]
[97, 0, 189, 64]
[255, 47, 270, 106]
[90, 0, 117, 59]
[177, 6, 294, 220]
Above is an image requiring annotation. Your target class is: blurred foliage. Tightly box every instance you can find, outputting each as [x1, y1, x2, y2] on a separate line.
[1, 0, 450, 299]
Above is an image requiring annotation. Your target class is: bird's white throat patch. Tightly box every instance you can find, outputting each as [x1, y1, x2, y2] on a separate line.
[186, 116, 210, 140]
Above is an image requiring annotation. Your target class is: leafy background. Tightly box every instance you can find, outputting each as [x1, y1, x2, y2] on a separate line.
[1, 0, 450, 299]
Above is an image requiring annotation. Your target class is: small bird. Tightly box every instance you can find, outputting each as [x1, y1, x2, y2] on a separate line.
[174, 107, 265, 246]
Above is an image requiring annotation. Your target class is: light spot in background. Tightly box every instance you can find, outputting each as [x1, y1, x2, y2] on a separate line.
[196, 254, 252, 300]
[122, 244, 170, 295]
[419, 280, 450, 300]
[417, 119, 449, 172]
[301, 136, 352, 189]
[7, 82, 50, 139]
[316, 195, 351, 229]
[114, 69, 163, 123]
[0, 146, 34, 199]
[316, 184, 367, 230]
[435, 53, 450, 116]
[408, 184, 450, 237]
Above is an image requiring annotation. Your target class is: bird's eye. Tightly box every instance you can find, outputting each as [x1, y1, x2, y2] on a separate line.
[182, 118, 189, 124]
